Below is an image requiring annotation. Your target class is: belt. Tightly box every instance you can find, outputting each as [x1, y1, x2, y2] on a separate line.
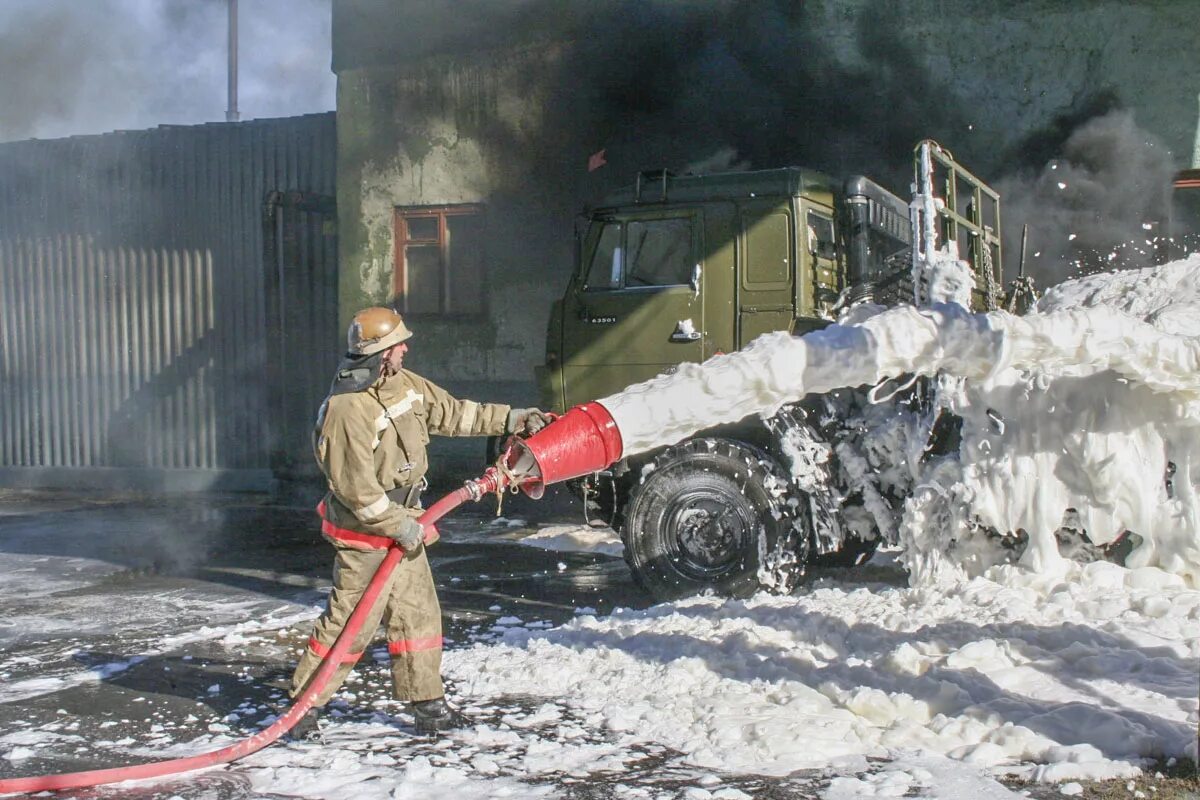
[387, 477, 428, 509]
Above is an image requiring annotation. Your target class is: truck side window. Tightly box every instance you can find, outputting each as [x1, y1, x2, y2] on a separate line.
[584, 222, 622, 290]
[625, 218, 692, 287]
[807, 212, 837, 260]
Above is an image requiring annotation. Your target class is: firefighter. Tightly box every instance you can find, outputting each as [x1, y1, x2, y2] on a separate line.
[289, 306, 548, 738]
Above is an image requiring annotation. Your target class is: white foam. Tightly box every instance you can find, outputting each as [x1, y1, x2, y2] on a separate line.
[511, 524, 623, 556]
[448, 559, 1200, 785]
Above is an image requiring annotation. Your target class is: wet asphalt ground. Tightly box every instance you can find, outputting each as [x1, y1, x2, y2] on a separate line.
[0, 487, 839, 799]
[0, 487, 1094, 800]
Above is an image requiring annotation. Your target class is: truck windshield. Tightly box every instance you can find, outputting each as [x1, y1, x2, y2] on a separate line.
[584, 222, 622, 290]
[583, 216, 694, 290]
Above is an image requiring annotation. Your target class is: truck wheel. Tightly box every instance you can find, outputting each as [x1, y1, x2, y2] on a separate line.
[621, 438, 798, 601]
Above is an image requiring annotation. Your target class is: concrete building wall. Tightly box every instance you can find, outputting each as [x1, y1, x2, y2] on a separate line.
[881, 0, 1199, 170]
[335, 45, 567, 402]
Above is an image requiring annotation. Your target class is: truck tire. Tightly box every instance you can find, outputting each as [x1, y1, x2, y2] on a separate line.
[621, 438, 800, 601]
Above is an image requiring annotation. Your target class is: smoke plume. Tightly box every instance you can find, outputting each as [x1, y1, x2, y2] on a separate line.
[997, 110, 1176, 289]
[464, 2, 1185, 293]
[467, 1, 971, 215]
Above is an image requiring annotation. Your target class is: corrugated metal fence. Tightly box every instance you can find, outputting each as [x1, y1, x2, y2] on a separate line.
[0, 113, 338, 491]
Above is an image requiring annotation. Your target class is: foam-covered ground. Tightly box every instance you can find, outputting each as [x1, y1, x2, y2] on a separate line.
[0, 512, 1195, 798]
[448, 551, 1199, 792]
[580, 255, 1200, 789]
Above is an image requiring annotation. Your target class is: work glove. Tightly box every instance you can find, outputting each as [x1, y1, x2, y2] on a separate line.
[505, 407, 551, 436]
[391, 515, 425, 551]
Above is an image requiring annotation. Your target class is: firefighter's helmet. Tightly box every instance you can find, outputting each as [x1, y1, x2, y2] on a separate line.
[347, 307, 413, 356]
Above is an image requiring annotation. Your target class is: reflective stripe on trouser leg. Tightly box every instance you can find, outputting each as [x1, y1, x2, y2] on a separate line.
[290, 545, 395, 707]
[384, 545, 444, 702]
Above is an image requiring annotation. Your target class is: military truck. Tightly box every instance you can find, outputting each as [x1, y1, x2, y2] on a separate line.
[535, 142, 1004, 600]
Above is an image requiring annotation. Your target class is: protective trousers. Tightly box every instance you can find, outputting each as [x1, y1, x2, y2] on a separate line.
[290, 543, 444, 706]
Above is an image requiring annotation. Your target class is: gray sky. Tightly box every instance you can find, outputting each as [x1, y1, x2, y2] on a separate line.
[0, 0, 335, 142]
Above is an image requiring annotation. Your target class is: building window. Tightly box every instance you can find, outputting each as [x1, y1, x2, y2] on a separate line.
[393, 205, 485, 315]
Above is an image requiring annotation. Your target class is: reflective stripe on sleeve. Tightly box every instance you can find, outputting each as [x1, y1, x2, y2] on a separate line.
[456, 400, 479, 434]
[354, 494, 391, 521]
[386, 635, 444, 655]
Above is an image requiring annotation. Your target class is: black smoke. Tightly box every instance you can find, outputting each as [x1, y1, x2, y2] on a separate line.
[997, 110, 1175, 288]
[537, 2, 1186, 291]
[480, 1, 971, 206]
[426, 0, 983, 289]
[469, 1, 1182, 292]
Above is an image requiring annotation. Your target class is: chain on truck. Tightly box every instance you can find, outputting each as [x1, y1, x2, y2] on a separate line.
[533, 140, 1038, 601]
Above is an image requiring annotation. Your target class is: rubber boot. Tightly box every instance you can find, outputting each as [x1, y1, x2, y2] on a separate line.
[286, 708, 323, 743]
[411, 697, 471, 735]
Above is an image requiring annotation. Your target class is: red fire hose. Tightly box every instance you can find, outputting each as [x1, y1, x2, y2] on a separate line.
[0, 404, 624, 795]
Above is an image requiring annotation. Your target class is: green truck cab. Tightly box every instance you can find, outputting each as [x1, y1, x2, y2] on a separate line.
[537, 143, 1002, 600]
[537, 167, 887, 411]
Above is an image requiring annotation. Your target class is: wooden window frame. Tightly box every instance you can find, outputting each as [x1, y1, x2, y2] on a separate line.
[392, 203, 485, 317]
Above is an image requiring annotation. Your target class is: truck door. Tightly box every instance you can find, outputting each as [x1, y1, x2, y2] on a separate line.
[560, 210, 704, 407]
[737, 201, 794, 348]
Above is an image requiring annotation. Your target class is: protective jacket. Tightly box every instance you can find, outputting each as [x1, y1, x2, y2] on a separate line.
[292, 366, 512, 707]
[313, 367, 510, 546]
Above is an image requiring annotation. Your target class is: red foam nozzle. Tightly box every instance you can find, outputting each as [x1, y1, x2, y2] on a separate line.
[509, 403, 623, 499]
